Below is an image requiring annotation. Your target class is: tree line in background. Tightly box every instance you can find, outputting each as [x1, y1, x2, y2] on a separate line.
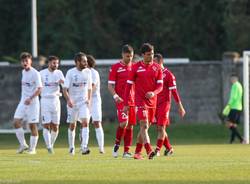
[0, 0, 250, 62]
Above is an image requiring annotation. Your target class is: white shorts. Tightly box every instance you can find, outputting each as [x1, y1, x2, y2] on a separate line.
[67, 102, 90, 123]
[91, 96, 102, 122]
[14, 99, 40, 123]
[41, 97, 61, 125]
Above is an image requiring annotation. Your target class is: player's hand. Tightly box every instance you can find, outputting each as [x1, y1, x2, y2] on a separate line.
[123, 106, 129, 115]
[67, 99, 74, 108]
[178, 103, 186, 118]
[145, 91, 155, 99]
[113, 94, 123, 103]
[24, 97, 32, 105]
[58, 79, 64, 84]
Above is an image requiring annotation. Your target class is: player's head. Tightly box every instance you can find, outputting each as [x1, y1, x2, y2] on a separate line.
[122, 44, 134, 64]
[48, 55, 60, 71]
[154, 53, 164, 66]
[87, 55, 96, 68]
[230, 73, 239, 83]
[141, 43, 154, 63]
[20, 52, 32, 71]
[74, 52, 87, 70]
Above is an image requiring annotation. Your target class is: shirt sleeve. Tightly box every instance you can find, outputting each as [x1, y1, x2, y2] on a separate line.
[108, 65, 116, 84]
[35, 71, 43, 88]
[92, 70, 98, 85]
[88, 70, 92, 90]
[228, 84, 237, 107]
[153, 68, 163, 95]
[64, 70, 71, 89]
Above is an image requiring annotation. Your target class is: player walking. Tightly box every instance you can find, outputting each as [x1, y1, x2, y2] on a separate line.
[14, 52, 42, 154]
[124, 43, 163, 159]
[40, 56, 65, 154]
[63, 52, 92, 155]
[108, 44, 136, 158]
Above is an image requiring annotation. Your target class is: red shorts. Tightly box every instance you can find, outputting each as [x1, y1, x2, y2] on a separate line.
[136, 107, 156, 123]
[156, 102, 171, 126]
[116, 102, 136, 125]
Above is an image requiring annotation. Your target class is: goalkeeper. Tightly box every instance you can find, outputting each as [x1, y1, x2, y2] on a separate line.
[223, 74, 244, 144]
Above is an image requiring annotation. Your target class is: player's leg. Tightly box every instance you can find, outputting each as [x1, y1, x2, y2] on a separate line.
[51, 123, 59, 149]
[134, 133, 144, 159]
[27, 101, 40, 154]
[50, 99, 61, 150]
[92, 98, 104, 153]
[123, 106, 135, 158]
[67, 106, 77, 155]
[155, 125, 165, 156]
[143, 108, 156, 159]
[113, 102, 127, 157]
[80, 103, 90, 154]
[28, 123, 39, 154]
[14, 103, 28, 153]
[93, 121, 104, 153]
[163, 130, 174, 156]
[41, 99, 53, 153]
[43, 123, 53, 153]
[226, 110, 243, 143]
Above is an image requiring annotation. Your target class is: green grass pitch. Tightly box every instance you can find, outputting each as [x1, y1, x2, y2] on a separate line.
[0, 123, 250, 184]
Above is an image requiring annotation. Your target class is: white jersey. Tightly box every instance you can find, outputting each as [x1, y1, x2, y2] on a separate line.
[40, 68, 65, 98]
[64, 67, 92, 103]
[21, 67, 42, 101]
[90, 68, 101, 99]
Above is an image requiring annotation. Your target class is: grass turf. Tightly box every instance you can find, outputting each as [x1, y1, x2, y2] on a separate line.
[0, 123, 250, 184]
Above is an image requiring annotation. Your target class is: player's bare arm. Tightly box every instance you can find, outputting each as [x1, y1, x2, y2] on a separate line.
[178, 102, 186, 118]
[108, 83, 123, 103]
[24, 87, 42, 105]
[63, 88, 74, 108]
[86, 88, 92, 105]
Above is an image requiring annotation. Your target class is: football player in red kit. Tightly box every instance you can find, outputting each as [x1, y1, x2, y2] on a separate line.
[154, 53, 185, 156]
[108, 44, 136, 158]
[124, 43, 163, 159]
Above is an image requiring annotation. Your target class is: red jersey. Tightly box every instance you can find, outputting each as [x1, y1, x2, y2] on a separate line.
[108, 61, 135, 106]
[157, 67, 180, 106]
[125, 61, 163, 108]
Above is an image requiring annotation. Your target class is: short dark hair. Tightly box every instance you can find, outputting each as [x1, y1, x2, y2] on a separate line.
[74, 52, 86, 63]
[122, 44, 134, 54]
[87, 55, 96, 68]
[48, 55, 59, 62]
[154, 53, 163, 62]
[20, 52, 32, 60]
[231, 73, 238, 78]
[141, 43, 154, 54]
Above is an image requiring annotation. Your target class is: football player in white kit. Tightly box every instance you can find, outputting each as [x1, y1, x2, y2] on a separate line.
[63, 52, 92, 155]
[86, 55, 104, 153]
[40, 56, 65, 154]
[14, 52, 42, 154]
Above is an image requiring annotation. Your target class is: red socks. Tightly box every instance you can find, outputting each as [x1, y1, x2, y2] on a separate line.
[156, 139, 164, 151]
[144, 143, 153, 155]
[124, 128, 133, 153]
[115, 126, 125, 145]
[164, 136, 172, 150]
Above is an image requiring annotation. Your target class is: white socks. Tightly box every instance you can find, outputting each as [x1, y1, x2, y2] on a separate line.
[30, 136, 38, 151]
[95, 127, 104, 151]
[81, 127, 89, 149]
[15, 127, 27, 146]
[51, 130, 59, 148]
[68, 129, 75, 149]
[43, 128, 51, 149]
